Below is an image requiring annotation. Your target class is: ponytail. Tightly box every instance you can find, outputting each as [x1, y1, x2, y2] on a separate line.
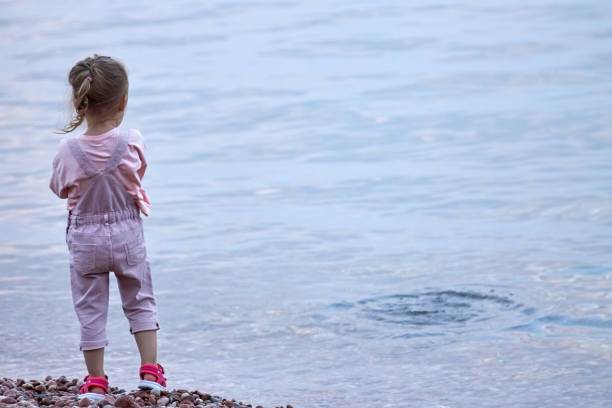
[59, 74, 92, 133]
[58, 54, 128, 134]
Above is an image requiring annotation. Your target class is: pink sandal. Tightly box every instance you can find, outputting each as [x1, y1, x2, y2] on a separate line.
[78, 375, 108, 401]
[138, 363, 167, 391]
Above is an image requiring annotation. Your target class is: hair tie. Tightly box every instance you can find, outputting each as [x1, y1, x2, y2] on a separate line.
[86, 76, 93, 83]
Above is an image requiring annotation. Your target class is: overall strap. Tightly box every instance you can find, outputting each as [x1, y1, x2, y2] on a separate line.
[67, 138, 100, 177]
[104, 132, 129, 172]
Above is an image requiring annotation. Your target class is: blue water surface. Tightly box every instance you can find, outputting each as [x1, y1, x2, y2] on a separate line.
[0, 1, 611, 407]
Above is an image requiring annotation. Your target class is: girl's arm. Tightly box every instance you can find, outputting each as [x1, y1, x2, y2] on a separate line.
[49, 140, 72, 199]
[126, 129, 151, 215]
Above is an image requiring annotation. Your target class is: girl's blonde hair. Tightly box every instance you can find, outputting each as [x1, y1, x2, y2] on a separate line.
[59, 54, 129, 133]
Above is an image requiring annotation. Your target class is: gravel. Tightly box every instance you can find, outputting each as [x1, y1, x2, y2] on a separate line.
[0, 377, 293, 408]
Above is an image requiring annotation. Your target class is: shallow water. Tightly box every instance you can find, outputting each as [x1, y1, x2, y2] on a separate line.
[1, 1, 612, 407]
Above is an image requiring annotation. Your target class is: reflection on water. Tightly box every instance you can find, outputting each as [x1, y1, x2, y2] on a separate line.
[1, 1, 612, 407]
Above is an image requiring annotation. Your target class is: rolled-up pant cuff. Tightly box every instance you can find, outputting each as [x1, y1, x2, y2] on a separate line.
[130, 320, 160, 334]
[80, 339, 109, 351]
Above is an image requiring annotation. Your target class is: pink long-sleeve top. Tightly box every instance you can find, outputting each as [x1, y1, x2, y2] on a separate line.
[50, 127, 151, 216]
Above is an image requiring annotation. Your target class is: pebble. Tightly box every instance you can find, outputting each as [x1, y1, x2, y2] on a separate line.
[114, 395, 137, 408]
[1, 397, 17, 404]
[103, 394, 116, 404]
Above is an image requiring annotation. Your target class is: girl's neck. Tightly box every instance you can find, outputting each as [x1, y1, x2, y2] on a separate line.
[84, 117, 123, 137]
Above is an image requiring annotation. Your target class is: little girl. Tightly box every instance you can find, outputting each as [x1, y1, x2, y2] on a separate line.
[50, 54, 167, 401]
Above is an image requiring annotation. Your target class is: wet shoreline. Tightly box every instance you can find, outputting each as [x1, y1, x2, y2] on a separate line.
[0, 377, 292, 408]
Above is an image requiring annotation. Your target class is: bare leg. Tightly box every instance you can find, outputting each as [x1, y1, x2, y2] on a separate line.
[82, 348, 106, 394]
[134, 330, 158, 381]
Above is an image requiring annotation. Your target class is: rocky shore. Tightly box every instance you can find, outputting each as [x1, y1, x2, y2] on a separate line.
[0, 377, 292, 408]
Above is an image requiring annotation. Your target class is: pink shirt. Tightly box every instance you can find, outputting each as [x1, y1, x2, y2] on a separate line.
[50, 127, 151, 216]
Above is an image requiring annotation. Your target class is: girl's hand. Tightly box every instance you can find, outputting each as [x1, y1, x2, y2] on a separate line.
[137, 188, 151, 216]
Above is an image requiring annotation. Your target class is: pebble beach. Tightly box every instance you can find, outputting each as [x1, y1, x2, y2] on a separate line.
[0, 377, 291, 408]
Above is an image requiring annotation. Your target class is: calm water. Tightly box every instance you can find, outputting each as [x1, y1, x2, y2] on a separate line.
[1, 1, 612, 407]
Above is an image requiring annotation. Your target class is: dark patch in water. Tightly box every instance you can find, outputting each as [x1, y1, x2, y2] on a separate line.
[508, 315, 612, 332]
[337, 290, 516, 328]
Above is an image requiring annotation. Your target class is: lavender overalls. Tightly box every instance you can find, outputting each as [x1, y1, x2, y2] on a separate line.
[66, 132, 159, 351]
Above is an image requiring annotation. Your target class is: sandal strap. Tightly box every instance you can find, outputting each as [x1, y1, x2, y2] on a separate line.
[140, 364, 166, 386]
[80, 376, 108, 394]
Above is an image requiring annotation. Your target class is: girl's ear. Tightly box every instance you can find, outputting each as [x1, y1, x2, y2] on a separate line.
[118, 94, 128, 111]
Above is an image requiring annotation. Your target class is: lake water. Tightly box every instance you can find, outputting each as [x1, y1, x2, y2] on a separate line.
[1, 1, 611, 407]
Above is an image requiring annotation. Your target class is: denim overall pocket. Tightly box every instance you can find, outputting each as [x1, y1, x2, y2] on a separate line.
[71, 243, 97, 273]
[125, 238, 147, 266]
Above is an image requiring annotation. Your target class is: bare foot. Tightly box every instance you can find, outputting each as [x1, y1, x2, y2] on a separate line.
[88, 385, 105, 395]
[143, 373, 157, 382]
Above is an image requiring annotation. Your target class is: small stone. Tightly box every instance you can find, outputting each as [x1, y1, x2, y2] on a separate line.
[35, 384, 46, 393]
[179, 404, 190, 408]
[114, 395, 136, 408]
[45, 376, 52, 382]
[97, 400, 111, 407]
[2, 397, 17, 404]
[68, 385, 79, 393]
[22, 383, 34, 390]
[103, 394, 116, 404]
[150, 388, 161, 397]
[193, 392, 209, 401]
[180, 392, 191, 400]
[79, 398, 91, 407]
[158, 396, 169, 406]
[47, 385, 57, 392]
